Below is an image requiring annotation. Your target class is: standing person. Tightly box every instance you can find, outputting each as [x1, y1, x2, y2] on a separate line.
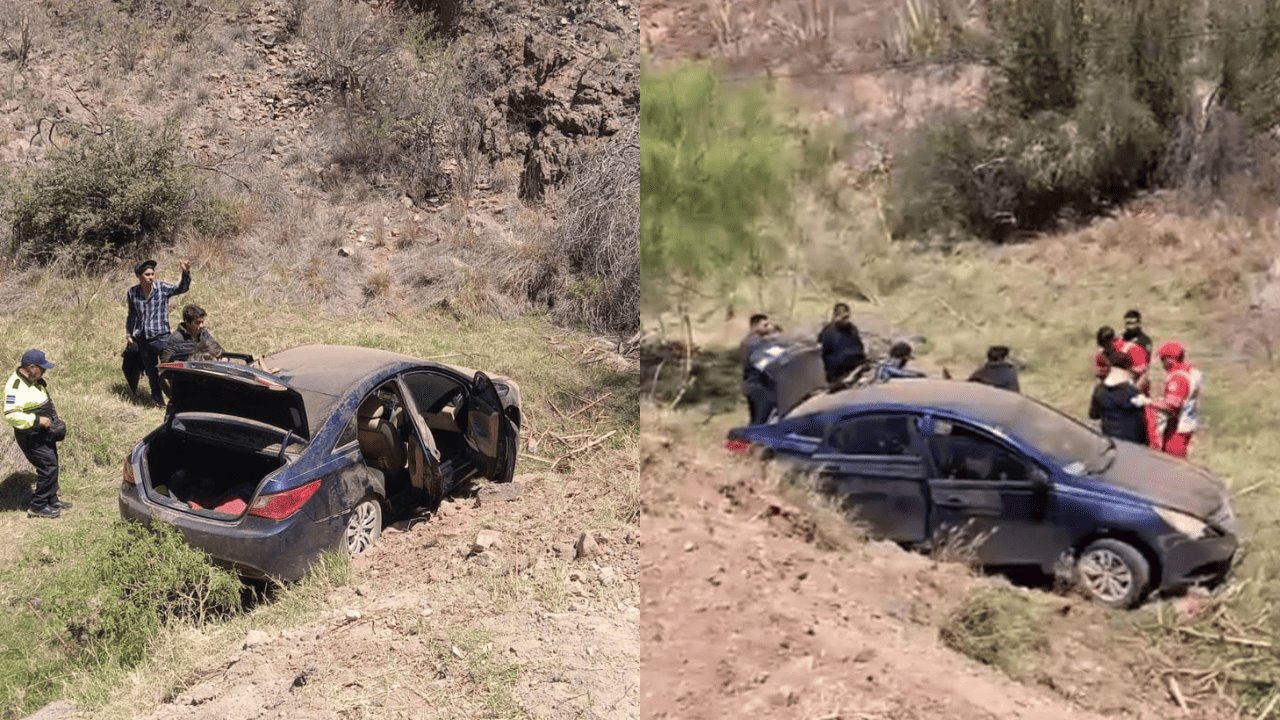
[1093, 325, 1150, 393]
[871, 342, 927, 383]
[126, 259, 191, 405]
[1148, 341, 1203, 459]
[817, 302, 867, 388]
[161, 304, 225, 363]
[968, 345, 1020, 392]
[3, 350, 71, 519]
[1088, 350, 1150, 445]
[740, 314, 774, 424]
[1122, 309, 1153, 359]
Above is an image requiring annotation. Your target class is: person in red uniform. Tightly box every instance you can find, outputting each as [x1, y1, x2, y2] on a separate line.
[1148, 340, 1203, 459]
[1092, 326, 1150, 393]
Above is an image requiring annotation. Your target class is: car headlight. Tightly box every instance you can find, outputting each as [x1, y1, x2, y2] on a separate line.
[1154, 506, 1210, 539]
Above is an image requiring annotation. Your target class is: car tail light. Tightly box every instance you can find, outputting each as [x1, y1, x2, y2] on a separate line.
[248, 479, 322, 520]
[724, 439, 752, 454]
[122, 459, 136, 485]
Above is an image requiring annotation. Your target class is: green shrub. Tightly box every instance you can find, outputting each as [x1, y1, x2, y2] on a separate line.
[0, 521, 242, 713]
[888, 0, 1208, 240]
[640, 61, 797, 302]
[5, 116, 197, 263]
[889, 79, 1163, 240]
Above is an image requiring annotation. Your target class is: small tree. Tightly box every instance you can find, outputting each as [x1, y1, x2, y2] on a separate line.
[5, 115, 197, 263]
[640, 62, 797, 326]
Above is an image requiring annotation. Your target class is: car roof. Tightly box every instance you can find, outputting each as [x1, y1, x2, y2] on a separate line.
[789, 378, 1026, 427]
[262, 344, 425, 397]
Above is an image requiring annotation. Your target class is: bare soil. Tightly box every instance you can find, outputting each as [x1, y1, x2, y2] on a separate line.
[112, 473, 639, 720]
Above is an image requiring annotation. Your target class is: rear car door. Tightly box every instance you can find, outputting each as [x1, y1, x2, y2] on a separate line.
[808, 412, 929, 543]
[922, 418, 1065, 566]
[464, 372, 517, 482]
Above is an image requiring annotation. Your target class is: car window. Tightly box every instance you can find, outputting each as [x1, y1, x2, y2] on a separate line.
[334, 414, 357, 450]
[927, 422, 1030, 481]
[826, 414, 916, 456]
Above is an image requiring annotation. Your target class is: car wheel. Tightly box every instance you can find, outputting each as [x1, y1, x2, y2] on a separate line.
[1075, 538, 1151, 609]
[493, 424, 518, 484]
[345, 497, 383, 557]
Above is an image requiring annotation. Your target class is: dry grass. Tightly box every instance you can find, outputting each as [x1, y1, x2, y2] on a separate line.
[648, 174, 1280, 713]
[516, 122, 640, 336]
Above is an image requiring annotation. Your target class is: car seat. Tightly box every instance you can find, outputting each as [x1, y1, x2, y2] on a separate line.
[357, 394, 406, 475]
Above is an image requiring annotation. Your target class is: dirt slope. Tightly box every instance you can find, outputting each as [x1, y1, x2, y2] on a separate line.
[639, 412, 1247, 720]
[99, 472, 638, 720]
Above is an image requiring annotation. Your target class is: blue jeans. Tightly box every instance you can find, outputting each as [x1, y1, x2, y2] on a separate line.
[138, 334, 170, 403]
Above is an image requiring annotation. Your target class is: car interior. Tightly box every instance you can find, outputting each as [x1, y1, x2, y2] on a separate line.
[352, 373, 478, 510]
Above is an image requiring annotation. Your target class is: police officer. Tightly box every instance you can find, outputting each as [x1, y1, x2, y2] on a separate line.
[740, 314, 775, 424]
[4, 349, 71, 519]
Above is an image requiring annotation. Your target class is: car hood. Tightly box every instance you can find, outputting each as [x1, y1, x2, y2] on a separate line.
[1098, 441, 1229, 519]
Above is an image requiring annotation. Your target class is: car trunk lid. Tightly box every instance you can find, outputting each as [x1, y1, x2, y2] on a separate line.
[160, 362, 310, 440]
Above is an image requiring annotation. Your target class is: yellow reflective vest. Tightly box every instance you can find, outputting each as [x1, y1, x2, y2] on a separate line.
[3, 370, 50, 431]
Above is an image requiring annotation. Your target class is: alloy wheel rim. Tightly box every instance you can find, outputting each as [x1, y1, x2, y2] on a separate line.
[346, 502, 378, 555]
[1079, 548, 1133, 603]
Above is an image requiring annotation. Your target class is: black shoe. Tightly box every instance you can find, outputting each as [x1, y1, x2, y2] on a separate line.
[27, 505, 60, 519]
[52, 498, 73, 510]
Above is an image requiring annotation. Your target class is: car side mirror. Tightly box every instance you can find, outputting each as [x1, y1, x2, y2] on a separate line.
[1031, 467, 1051, 489]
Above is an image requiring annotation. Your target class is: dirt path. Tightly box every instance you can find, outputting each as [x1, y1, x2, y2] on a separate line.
[640, 424, 1117, 720]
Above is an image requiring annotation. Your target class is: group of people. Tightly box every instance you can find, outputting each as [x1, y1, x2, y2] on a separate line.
[1088, 310, 1203, 459]
[122, 259, 226, 405]
[739, 303, 1203, 460]
[5, 259, 231, 520]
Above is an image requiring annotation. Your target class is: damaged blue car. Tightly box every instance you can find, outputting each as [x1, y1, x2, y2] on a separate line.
[728, 379, 1240, 608]
[118, 344, 521, 581]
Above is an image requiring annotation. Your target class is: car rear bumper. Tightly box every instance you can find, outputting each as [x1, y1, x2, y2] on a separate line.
[118, 482, 345, 582]
[1157, 531, 1238, 591]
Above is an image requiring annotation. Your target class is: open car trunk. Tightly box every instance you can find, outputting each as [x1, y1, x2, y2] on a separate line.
[144, 416, 302, 517]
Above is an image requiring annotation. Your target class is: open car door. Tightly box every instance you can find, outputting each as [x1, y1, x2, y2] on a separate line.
[465, 372, 517, 482]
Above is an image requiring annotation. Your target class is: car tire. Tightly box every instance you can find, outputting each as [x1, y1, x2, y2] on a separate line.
[493, 422, 518, 484]
[345, 496, 383, 557]
[1075, 538, 1151, 609]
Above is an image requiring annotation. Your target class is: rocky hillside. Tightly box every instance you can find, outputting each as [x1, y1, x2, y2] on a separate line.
[0, 0, 639, 332]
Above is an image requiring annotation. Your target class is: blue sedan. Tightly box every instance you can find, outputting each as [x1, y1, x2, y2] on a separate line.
[119, 345, 521, 581]
[727, 379, 1240, 608]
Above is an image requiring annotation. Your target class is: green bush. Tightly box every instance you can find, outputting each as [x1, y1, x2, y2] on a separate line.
[889, 0, 1192, 240]
[889, 79, 1163, 240]
[640, 61, 797, 302]
[0, 521, 242, 713]
[5, 115, 197, 263]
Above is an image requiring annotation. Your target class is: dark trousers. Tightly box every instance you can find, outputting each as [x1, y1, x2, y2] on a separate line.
[137, 335, 170, 403]
[745, 383, 776, 425]
[15, 431, 59, 509]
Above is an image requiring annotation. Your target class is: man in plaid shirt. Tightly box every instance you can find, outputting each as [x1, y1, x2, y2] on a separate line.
[126, 258, 191, 405]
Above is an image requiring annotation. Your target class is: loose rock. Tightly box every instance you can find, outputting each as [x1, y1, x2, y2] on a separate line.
[575, 532, 599, 559]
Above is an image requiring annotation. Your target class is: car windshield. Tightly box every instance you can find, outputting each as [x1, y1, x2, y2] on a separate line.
[1002, 397, 1111, 470]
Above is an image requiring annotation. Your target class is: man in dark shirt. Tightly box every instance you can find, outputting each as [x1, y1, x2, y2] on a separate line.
[817, 302, 866, 387]
[161, 304, 225, 363]
[968, 345, 1020, 392]
[740, 313, 775, 424]
[1122, 309, 1153, 359]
